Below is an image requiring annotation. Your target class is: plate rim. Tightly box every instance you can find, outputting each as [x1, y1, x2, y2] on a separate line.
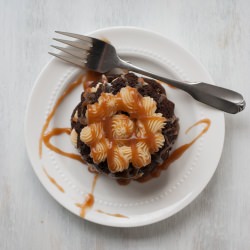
[24, 26, 225, 227]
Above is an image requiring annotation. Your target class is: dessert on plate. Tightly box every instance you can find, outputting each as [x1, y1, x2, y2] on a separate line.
[70, 72, 179, 180]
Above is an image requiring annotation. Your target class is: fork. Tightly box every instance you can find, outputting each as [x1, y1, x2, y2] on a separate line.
[49, 31, 245, 114]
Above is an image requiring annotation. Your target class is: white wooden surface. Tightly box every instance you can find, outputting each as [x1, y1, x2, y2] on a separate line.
[0, 0, 249, 249]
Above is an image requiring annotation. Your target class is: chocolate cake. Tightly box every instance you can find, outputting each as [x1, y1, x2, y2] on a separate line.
[70, 72, 179, 180]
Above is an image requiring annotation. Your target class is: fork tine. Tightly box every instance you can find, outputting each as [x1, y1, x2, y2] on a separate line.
[53, 38, 91, 50]
[51, 45, 88, 60]
[49, 52, 85, 68]
[55, 31, 93, 44]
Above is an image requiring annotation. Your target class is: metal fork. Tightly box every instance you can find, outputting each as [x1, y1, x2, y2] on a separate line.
[49, 31, 245, 114]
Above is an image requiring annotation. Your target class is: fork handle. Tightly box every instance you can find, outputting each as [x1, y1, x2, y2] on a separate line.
[118, 60, 246, 114]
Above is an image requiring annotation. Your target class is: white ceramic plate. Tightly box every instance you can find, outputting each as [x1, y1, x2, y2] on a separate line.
[25, 27, 224, 227]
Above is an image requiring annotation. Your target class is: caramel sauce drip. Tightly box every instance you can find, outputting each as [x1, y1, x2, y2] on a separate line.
[43, 167, 65, 193]
[83, 71, 102, 91]
[164, 118, 211, 168]
[43, 128, 85, 164]
[75, 194, 94, 218]
[76, 174, 99, 218]
[91, 173, 99, 193]
[136, 118, 211, 183]
[39, 71, 103, 164]
[39, 75, 84, 158]
[96, 209, 128, 218]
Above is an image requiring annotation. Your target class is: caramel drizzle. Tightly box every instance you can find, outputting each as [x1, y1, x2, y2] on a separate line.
[43, 167, 65, 192]
[91, 173, 99, 193]
[43, 128, 85, 164]
[162, 118, 211, 169]
[75, 194, 94, 218]
[75, 174, 99, 218]
[136, 118, 211, 183]
[86, 87, 164, 171]
[39, 75, 84, 158]
[96, 209, 128, 218]
[39, 71, 102, 164]
[83, 71, 101, 91]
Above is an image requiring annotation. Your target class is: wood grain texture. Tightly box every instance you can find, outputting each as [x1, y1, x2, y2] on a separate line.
[0, 0, 249, 249]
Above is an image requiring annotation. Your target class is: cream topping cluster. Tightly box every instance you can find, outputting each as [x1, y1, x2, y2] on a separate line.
[71, 86, 167, 173]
